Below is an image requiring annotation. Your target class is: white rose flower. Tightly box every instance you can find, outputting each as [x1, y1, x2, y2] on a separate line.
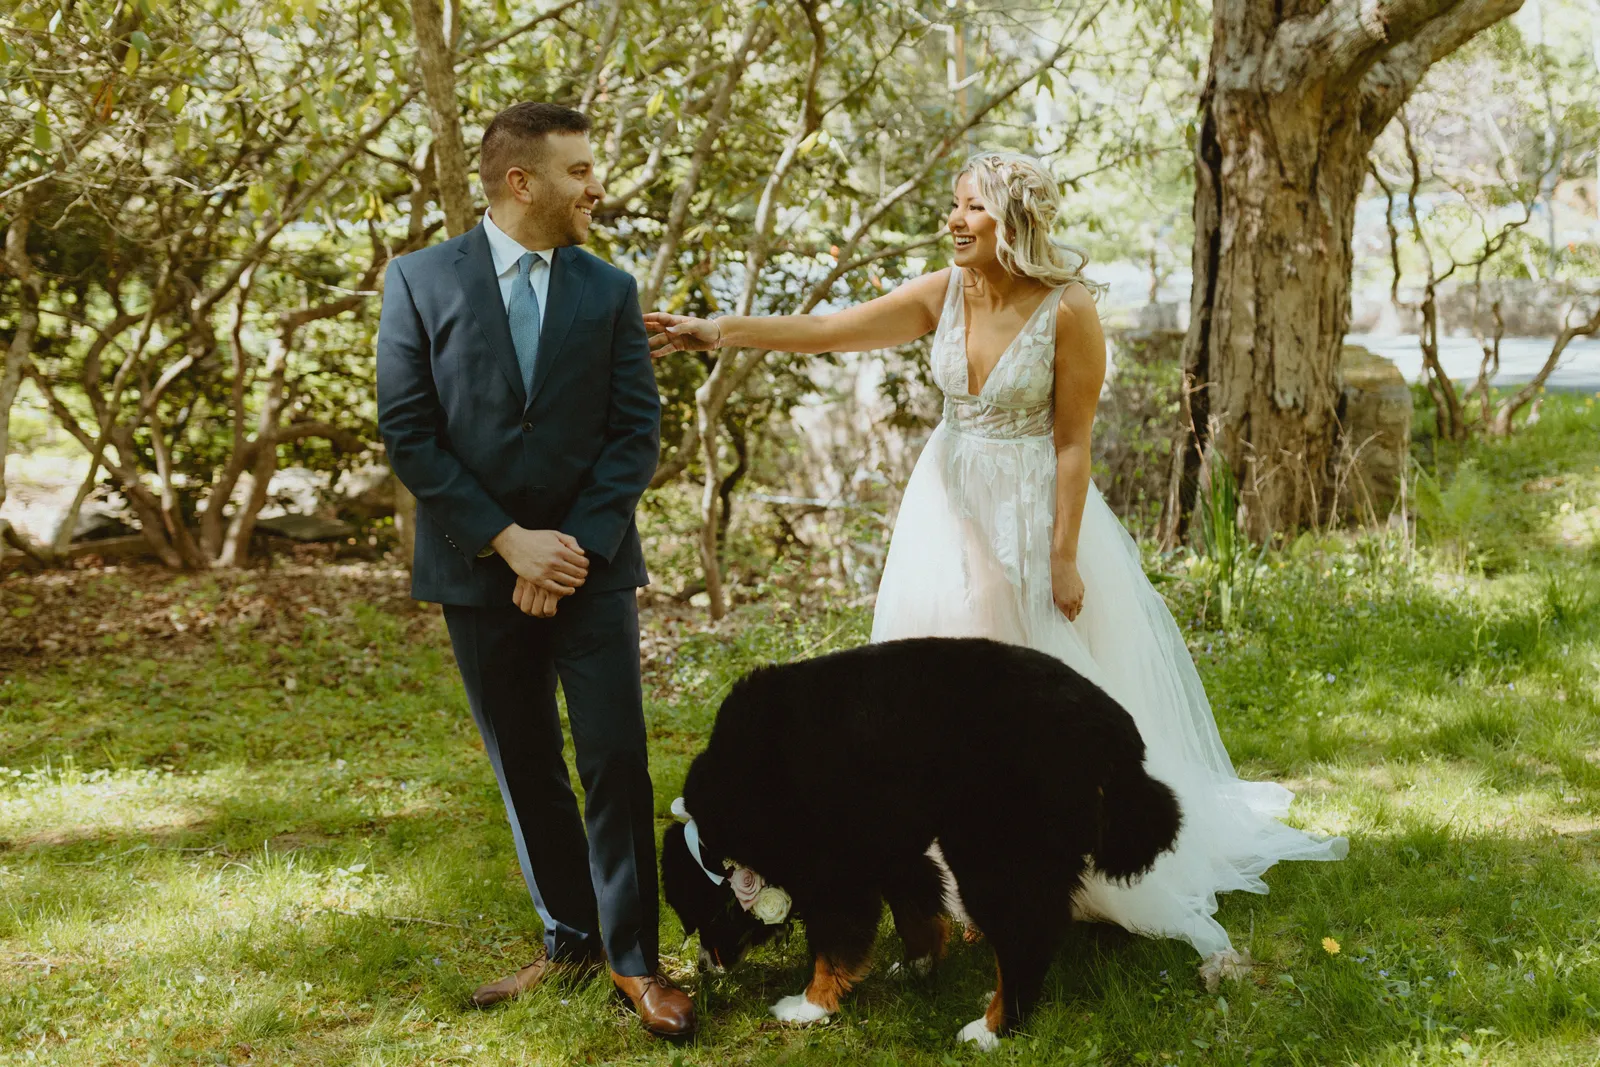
[728, 866, 764, 910]
[751, 885, 792, 925]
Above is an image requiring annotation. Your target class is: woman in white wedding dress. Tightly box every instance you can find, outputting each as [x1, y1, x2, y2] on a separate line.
[646, 151, 1345, 980]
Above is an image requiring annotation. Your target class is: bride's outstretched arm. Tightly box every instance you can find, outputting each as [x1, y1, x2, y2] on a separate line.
[644, 269, 950, 356]
[1049, 284, 1108, 622]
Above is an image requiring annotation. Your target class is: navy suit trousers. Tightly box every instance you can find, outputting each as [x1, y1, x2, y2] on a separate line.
[443, 589, 657, 976]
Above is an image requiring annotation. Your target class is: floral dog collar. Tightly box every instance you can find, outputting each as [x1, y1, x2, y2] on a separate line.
[671, 797, 792, 924]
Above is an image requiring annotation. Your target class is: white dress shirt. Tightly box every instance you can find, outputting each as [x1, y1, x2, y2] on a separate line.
[483, 209, 552, 315]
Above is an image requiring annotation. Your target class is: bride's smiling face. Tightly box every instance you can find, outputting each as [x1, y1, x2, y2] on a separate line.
[947, 174, 999, 268]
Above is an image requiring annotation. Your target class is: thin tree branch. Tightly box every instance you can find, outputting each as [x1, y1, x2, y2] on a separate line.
[1358, 0, 1526, 132]
[460, 0, 587, 60]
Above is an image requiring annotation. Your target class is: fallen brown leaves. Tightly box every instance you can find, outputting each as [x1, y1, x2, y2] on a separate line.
[0, 557, 428, 673]
[2, 560, 719, 680]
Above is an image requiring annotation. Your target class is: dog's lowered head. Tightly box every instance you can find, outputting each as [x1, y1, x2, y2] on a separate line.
[661, 821, 781, 973]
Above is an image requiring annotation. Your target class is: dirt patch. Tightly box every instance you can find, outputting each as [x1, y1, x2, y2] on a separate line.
[264, 830, 345, 853]
[1, 558, 428, 672]
[3, 560, 719, 679]
[1547, 816, 1600, 837]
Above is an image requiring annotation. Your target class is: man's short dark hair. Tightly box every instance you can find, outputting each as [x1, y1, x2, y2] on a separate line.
[479, 102, 591, 198]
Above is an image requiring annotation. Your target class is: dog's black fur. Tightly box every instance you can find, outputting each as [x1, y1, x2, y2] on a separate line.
[663, 636, 1182, 1039]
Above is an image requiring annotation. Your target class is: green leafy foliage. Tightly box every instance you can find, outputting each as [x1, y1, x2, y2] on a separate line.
[1, 0, 1205, 581]
[1191, 455, 1269, 630]
[1415, 459, 1496, 571]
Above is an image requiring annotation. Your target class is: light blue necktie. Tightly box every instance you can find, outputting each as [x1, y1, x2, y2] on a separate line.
[507, 251, 543, 397]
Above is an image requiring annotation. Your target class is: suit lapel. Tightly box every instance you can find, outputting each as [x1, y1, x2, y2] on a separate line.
[529, 245, 588, 407]
[454, 225, 527, 406]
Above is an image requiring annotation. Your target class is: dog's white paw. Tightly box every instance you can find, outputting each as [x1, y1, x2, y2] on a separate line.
[770, 992, 831, 1025]
[958, 1016, 1001, 1051]
[697, 947, 725, 975]
[887, 956, 934, 980]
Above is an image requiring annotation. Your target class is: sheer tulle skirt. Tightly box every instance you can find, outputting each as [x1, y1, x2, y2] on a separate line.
[870, 422, 1347, 958]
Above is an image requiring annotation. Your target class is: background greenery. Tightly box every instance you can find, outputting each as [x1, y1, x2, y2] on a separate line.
[4, 0, 1595, 593]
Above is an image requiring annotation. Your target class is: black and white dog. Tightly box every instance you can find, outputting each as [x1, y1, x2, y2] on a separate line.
[663, 636, 1182, 1049]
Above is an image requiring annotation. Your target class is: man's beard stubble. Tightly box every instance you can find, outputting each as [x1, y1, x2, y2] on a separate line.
[537, 198, 584, 247]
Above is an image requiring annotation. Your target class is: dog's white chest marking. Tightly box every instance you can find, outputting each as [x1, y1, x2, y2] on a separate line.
[770, 992, 831, 1025]
[958, 1017, 1001, 1051]
[925, 840, 973, 928]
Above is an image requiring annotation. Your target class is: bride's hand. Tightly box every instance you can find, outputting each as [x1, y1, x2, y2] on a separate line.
[644, 312, 720, 355]
[1052, 556, 1085, 621]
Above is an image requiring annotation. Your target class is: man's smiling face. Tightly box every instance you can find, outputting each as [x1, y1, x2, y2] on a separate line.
[528, 131, 604, 247]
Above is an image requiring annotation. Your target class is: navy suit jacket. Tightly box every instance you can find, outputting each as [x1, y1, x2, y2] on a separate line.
[377, 224, 660, 606]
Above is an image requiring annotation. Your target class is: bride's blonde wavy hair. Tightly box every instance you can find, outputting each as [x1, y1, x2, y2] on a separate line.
[956, 151, 1104, 295]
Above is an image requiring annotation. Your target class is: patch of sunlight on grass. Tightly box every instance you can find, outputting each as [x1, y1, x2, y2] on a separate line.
[1286, 757, 1600, 840]
[0, 762, 213, 848]
[0, 758, 459, 853]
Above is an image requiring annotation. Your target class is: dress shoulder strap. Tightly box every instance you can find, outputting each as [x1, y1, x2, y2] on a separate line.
[1043, 281, 1077, 347]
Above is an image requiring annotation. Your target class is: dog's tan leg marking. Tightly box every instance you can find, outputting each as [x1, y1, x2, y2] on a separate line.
[983, 963, 1006, 1033]
[804, 954, 871, 1012]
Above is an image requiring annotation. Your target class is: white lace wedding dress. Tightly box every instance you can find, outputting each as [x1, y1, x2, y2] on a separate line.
[871, 268, 1347, 966]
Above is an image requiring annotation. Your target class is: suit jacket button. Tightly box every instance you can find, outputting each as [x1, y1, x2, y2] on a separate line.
[522, 420, 533, 432]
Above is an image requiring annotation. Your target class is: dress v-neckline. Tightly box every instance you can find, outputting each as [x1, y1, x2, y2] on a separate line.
[956, 272, 1058, 398]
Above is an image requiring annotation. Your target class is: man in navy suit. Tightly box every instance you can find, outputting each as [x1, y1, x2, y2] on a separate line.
[377, 102, 692, 1037]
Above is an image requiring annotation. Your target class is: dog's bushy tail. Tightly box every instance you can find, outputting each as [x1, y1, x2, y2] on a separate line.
[1091, 763, 1182, 883]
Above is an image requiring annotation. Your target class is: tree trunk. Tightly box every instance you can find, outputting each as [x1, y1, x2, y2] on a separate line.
[111, 437, 188, 568]
[48, 456, 101, 559]
[411, 0, 475, 239]
[0, 287, 38, 542]
[400, 5, 473, 574]
[683, 5, 806, 620]
[145, 406, 209, 568]
[580, 0, 626, 111]
[1172, 73, 1404, 541]
[1, 200, 52, 563]
[1164, 0, 1525, 545]
[219, 447, 278, 567]
[694, 403, 726, 619]
[203, 274, 258, 559]
[25, 366, 188, 569]
[218, 345, 289, 566]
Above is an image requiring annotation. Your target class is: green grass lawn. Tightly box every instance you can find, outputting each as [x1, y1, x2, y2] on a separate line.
[3, 396, 1599, 1066]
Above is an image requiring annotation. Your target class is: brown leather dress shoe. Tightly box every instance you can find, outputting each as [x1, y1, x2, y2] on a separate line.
[470, 950, 601, 1008]
[611, 969, 697, 1037]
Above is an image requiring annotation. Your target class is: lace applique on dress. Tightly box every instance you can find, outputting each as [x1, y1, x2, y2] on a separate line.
[929, 269, 1066, 589]
[931, 268, 1062, 441]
